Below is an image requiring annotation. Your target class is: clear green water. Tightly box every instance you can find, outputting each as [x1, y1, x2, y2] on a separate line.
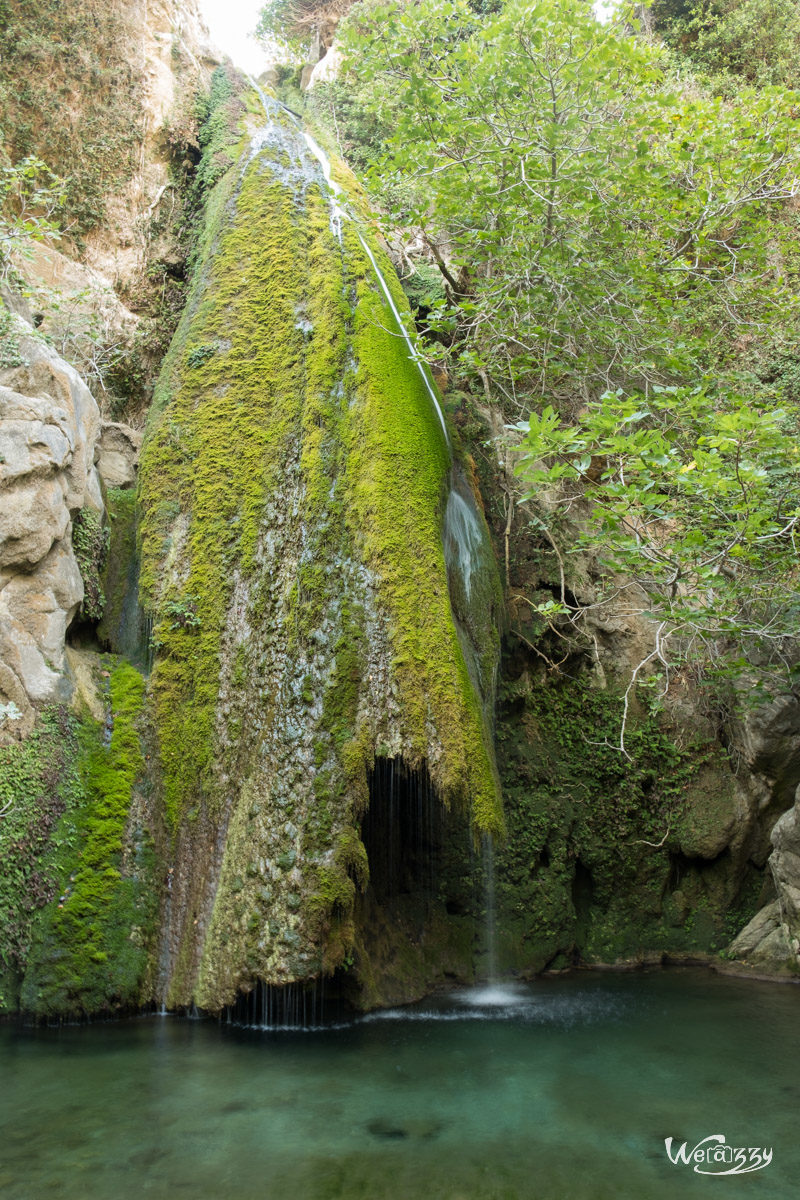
[1, 969, 797, 1199]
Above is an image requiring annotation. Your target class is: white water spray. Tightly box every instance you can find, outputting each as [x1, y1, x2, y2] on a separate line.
[444, 490, 483, 601]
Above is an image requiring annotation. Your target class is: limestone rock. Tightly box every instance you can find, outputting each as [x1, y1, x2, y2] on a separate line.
[0, 541, 83, 706]
[0, 328, 103, 515]
[728, 783, 800, 972]
[81, 0, 219, 289]
[0, 319, 105, 735]
[97, 422, 142, 489]
[65, 647, 106, 722]
[0, 474, 70, 569]
[728, 900, 792, 966]
[307, 42, 344, 89]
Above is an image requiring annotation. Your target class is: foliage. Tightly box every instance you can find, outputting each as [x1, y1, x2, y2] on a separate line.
[193, 66, 248, 200]
[340, 0, 800, 708]
[655, 0, 800, 90]
[516, 387, 800, 665]
[0, 156, 64, 280]
[256, 0, 349, 59]
[339, 0, 800, 406]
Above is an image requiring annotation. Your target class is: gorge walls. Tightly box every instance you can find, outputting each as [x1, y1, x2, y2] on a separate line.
[2, 8, 800, 1022]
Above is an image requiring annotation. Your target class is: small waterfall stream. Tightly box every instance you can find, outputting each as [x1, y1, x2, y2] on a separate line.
[483, 834, 498, 984]
[250, 80, 497, 720]
[444, 490, 484, 602]
[249, 84, 451, 448]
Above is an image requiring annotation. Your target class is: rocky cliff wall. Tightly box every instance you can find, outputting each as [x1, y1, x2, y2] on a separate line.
[137, 90, 503, 1011]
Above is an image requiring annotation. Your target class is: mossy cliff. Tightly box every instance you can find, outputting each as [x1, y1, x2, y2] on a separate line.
[493, 670, 764, 974]
[0, 661, 158, 1017]
[138, 95, 503, 1011]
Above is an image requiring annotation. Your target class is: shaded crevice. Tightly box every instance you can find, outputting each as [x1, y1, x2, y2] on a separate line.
[65, 614, 103, 652]
[361, 757, 443, 908]
[351, 756, 479, 1003]
[571, 859, 595, 948]
[222, 972, 355, 1029]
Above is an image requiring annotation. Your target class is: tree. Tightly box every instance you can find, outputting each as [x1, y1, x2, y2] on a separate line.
[514, 385, 800, 747]
[341, 0, 800, 406]
[335, 0, 800, 737]
[654, 0, 800, 90]
[256, 0, 352, 60]
[0, 156, 64, 281]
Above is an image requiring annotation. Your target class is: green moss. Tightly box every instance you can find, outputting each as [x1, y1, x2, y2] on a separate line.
[140, 158, 313, 828]
[139, 108, 504, 1003]
[21, 661, 157, 1017]
[495, 673, 751, 971]
[0, 707, 83, 1011]
[343, 219, 503, 836]
[72, 507, 108, 622]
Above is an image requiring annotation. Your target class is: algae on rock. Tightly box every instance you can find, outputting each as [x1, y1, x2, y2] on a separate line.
[138, 95, 503, 1011]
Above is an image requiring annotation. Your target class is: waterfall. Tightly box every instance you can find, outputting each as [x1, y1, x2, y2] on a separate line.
[482, 834, 498, 984]
[444, 490, 484, 602]
[248, 84, 451, 448]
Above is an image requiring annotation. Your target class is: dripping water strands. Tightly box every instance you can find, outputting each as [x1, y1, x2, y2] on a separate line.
[456, 835, 528, 1010]
[483, 834, 497, 985]
[223, 977, 350, 1031]
[361, 758, 443, 912]
[302, 130, 347, 246]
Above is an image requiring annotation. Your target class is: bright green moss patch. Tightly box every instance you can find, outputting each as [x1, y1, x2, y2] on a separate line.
[344, 221, 504, 837]
[21, 662, 157, 1017]
[139, 160, 313, 828]
[0, 708, 84, 1012]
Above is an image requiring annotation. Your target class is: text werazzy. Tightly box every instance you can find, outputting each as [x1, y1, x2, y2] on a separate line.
[665, 1135, 773, 1176]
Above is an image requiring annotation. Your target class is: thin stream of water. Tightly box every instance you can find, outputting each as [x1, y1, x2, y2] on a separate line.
[247, 82, 451, 449]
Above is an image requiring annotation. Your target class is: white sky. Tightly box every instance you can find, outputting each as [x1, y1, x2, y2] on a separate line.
[196, 0, 621, 74]
[197, 0, 270, 73]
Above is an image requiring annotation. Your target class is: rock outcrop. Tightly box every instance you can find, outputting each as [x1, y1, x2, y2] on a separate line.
[96, 422, 142, 489]
[730, 781, 800, 973]
[138, 95, 503, 1011]
[0, 320, 103, 741]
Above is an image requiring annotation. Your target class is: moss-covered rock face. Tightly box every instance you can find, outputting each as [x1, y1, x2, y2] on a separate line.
[138, 97, 503, 1011]
[494, 670, 765, 973]
[0, 660, 158, 1018]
